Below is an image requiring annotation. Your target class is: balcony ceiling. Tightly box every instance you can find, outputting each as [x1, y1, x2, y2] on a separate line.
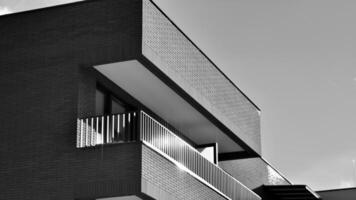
[95, 60, 243, 153]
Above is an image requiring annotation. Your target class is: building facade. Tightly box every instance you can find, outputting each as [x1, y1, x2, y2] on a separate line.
[0, 0, 320, 199]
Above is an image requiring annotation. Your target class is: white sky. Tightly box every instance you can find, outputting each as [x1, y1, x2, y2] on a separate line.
[1, 0, 355, 191]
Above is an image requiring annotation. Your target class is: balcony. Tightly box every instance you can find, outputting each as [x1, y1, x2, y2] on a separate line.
[76, 110, 261, 200]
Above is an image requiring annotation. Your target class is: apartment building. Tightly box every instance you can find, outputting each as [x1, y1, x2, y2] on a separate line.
[0, 0, 321, 199]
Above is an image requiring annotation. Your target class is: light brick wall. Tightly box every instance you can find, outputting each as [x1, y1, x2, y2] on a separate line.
[142, 0, 261, 154]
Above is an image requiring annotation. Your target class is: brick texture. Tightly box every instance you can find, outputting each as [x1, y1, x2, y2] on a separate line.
[141, 145, 227, 200]
[0, 0, 143, 199]
[219, 158, 291, 191]
[141, 0, 261, 154]
[0, 63, 142, 199]
[0, 0, 265, 199]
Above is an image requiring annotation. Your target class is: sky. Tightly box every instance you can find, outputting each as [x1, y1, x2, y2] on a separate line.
[1, 0, 356, 191]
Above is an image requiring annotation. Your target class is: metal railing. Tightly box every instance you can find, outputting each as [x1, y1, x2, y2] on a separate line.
[139, 111, 260, 200]
[76, 111, 139, 148]
[77, 110, 260, 200]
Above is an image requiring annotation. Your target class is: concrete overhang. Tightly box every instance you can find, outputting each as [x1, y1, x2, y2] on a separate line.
[95, 60, 243, 153]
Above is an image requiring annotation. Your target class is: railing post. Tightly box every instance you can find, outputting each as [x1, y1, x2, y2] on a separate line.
[134, 111, 138, 141]
[137, 110, 142, 141]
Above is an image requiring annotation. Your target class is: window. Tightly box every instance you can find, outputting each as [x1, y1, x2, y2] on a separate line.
[94, 85, 135, 144]
[95, 85, 132, 115]
[95, 88, 105, 116]
[110, 96, 126, 114]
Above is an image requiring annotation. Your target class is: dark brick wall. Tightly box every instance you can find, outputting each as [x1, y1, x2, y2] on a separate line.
[0, 62, 142, 199]
[0, 0, 143, 199]
[0, 0, 142, 75]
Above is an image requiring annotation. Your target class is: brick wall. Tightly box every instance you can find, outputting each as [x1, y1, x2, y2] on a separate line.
[0, 62, 142, 199]
[219, 158, 291, 191]
[141, 145, 227, 200]
[0, 1, 143, 199]
[141, 0, 261, 154]
[0, 0, 265, 199]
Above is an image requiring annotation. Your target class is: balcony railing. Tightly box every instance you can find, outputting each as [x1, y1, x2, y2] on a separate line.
[76, 111, 139, 148]
[77, 110, 260, 200]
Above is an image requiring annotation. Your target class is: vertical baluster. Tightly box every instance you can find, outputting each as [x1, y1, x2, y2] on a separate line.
[179, 139, 182, 164]
[80, 119, 84, 148]
[140, 112, 143, 141]
[177, 138, 180, 162]
[182, 142, 184, 165]
[123, 113, 126, 142]
[106, 116, 109, 143]
[129, 112, 132, 141]
[169, 130, 172, 157]
[161, 125, 164, 151]
[85, 118, 89, 147]
[128, 113, 131, 141]
[116, 114, 121, 141]
[149, 114, 152, 143]
[224, 172, 226, 193]
[220, 170, 223, 191]
[154, 119, 157, 146]
[147, 114, 150, 142]
[156, 121, 159, 148]
[197, 152, 200, 178]
[88, 118, 91, 146]
[186, 146, 188, 167]
[140, 112, 146, 140]
[183, 144, 186, 168]
[202, 158, 205, 180]
[155, 122, 162, 150]
[89, 118, 92, 146]
[101, 116, 104, 144]
[185, 146, 188, 167]
[171, 130, 174, 158]
[164, 127, 167, 153]
[149, 117, 152, 145]
[199, 156, 203, 178]
[136, 112, 139, 141]
[83, 119, 86, 147]
[161, 126, 165, 154]
[141, 113, 144, 141]
[76, 119, 80, 148]
[144, 113, 147, 141]
[148, 117, 151, 144]
[90, 117, 95, 146]
[208, 162, 212, 183]
[151, 117, 154, 145]
[178, 138, 181, 161]
[139, 112, 142, 141]
[82, 119, 85, 147]
[134, 111, 140, 141]
[112, 115, 115, 142]
[126, 113, 129, 141]
[96, 117, 99, 145]
[131, 112, 134, 141]
[158, 122, 161, 150]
